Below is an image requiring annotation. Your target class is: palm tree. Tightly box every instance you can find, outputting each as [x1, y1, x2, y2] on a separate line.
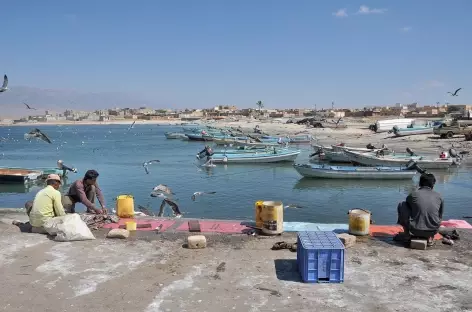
[256, 101, 264, 114]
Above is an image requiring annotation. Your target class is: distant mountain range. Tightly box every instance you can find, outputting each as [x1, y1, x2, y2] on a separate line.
[0, 86, 156, 118]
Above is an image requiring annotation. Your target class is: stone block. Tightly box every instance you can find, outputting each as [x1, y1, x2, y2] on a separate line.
[337, 233, 356, 248]
[107, 229, 130, 239]
[410, 239, 427, 250]
[187, 235, 207, 249]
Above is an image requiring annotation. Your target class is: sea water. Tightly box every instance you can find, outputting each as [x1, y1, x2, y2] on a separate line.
[0, 124, 471, 224]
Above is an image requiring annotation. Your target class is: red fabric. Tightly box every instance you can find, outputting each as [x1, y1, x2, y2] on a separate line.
[102, 218, 175, 232]
[177, 221, 249, 233]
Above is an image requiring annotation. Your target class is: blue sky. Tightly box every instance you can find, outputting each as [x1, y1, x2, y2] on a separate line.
[0, 0, 470, 110]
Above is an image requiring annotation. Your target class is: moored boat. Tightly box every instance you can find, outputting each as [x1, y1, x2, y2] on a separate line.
[392, 126, 434, 137]
[343, 150, 457, 169]
[287, 134, 313, 144]
[0, 168, 43, 184]
[197, 149, 300, 164]
[165, 132, 187, 139]
[293, 163, 417, 180]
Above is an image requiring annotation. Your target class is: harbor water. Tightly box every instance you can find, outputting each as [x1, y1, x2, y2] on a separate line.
[0, 124, 471, 224]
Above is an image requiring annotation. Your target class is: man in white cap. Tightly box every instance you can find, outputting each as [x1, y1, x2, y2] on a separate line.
[27, 174, 66, 233]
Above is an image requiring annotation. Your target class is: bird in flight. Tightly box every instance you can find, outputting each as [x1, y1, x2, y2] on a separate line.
[128, 121, 136, 131]
[447, 88, 462, 96]
[0, 75, 8, 93]
[142, 159, 160, 174]
[23, 102, 37, 110]
[25, 128, 52, 144]
[150, 184, 175, 198]
[191, 191, 216, 201]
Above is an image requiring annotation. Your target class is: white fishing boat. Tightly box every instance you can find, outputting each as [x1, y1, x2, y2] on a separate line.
[197, 149, 300, 164]
[164, 132, 187, 139]
[373, 118, 415, 133]
[293, 163, 417, 180]
[311, 144, 386, 163]
[343, 150, 457, 169]
[392, 126, 434, 137]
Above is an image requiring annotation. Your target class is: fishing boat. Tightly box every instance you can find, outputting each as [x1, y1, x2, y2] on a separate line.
[185, 133, 210, 141]
[198, 149, 300, 164]
[232, 140, 280, 148]
[0, 168, 43, 184]
[293, 163, 417, 180]
[343, 150, 457, 169]
[392, 126, 434, 137]
[311, 144, 387, 163]
[373, 118, 415, 133]
[164, 132, 187, 139]
[212, 137, 249, 145]
[287, 134, 313, 144]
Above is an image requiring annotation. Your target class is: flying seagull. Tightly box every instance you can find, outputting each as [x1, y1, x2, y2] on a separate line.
[137, 204, 155, 217]
[57, 160, 77, 174]
[447, 88, 462, 96]
[142, 159, 160, 174]
[0, 75, 8, 93]
[23, 102, 37, 110]
[191, 191, 216, 201]
[26, 128, 52, 144]
[150, 184, 175, 198]
[128, 121, 136, 131]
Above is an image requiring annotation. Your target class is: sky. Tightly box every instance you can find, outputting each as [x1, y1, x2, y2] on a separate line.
[0, 0, 471, 114]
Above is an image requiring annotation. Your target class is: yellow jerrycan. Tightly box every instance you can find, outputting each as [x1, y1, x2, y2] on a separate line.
[116, 194, 135, 218]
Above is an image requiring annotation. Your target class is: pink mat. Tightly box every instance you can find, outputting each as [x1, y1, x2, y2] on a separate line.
[103, 218, 175, 232]
[441, 219, 472, 229]
[177, 221, 250, 233]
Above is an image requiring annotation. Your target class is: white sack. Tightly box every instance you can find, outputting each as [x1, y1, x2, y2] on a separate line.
[43, 213, 95, 242]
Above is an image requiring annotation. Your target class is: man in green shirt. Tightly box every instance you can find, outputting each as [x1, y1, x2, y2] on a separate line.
[27, 174, 66, 233]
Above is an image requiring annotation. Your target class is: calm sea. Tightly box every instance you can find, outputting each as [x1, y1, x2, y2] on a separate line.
[0, 124, 471, 223]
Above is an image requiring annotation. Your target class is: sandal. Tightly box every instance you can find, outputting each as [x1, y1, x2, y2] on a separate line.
[427, 237, 435, 247]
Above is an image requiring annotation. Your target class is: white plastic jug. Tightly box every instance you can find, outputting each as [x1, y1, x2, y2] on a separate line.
[348, 209, 371, 236]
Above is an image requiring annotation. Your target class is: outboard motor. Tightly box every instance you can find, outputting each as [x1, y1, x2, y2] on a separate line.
[366, 143, 376, 150]
[392, 125, 399, 134]
[406, 147, 416, 156]
[449, 148, 458, 158]
[197, 146, 214, 159]
[406, 160, 426, 174]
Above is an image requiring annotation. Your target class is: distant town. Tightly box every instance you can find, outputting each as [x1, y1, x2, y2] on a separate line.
[2, 102, 471, 124]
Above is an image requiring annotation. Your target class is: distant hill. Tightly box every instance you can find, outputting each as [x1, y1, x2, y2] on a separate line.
[0, 86, 156, 118]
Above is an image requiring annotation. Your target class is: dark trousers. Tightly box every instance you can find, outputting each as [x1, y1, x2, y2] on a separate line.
[62, 185, 97, 213]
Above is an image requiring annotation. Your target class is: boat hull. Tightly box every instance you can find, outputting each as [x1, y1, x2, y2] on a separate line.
[0, 168, 43, 184]
[205, 151, 300, 163]
[165, 132, 186, 139]
[343, 150, 455, 169]
[394, 128, 434, 137]
[293, 164, 416, 180]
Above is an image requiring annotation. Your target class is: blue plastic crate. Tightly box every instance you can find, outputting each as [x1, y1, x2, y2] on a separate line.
[297, 231, 345, 283]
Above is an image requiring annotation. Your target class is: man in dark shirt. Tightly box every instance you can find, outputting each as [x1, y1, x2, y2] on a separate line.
[62, 169, 107, 214]
[396, 173, 444, 246]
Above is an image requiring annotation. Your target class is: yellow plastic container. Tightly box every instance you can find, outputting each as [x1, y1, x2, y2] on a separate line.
[348, 209, 371, 236]
[116, 194, 135, 218]
[261, 201, 284, 235]
[126, 220, 137, 231]
[255, 200, 264, 228]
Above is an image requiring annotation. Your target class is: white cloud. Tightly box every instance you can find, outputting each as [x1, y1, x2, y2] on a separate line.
[357, 5, 387, 14]
[333, 8, 348, 18]
[401, 26, 412, 32]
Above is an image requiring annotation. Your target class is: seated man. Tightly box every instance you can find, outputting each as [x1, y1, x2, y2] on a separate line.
[62, 169, 107, 214]
[396, 173, 444, 246]
[26, 174, 66, 233]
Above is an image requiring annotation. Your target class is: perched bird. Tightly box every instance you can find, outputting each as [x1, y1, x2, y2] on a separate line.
[191, 191, 216, 201]
[26, 128, 52, 144]
[142, 159, 160, 174]
[447, 88, 462, 96]
[23, 102, 36, 110]
[0, 75, 8, 93]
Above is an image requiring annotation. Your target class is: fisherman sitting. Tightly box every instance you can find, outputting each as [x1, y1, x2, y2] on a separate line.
[395, 173, 444, 247]
[25, 174, 66, 234]
[62, 169, 107, 214]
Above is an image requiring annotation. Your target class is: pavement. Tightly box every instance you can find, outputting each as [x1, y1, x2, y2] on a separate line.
[1, 210, 472, 312]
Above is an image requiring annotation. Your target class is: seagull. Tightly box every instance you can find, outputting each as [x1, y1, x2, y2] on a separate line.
[191, 191, 216, 201]
[0, 75, 8, 93]
[23, 102, 36, 110]
[57, 160, 77, 173]
[142, 159, 160, 174]
[150, 184, 175, 198]
[128, 121, 136, 131]
[26, 128, 52, 144]
[447, 88, 462, 96]
[284, 204, 303, 209]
